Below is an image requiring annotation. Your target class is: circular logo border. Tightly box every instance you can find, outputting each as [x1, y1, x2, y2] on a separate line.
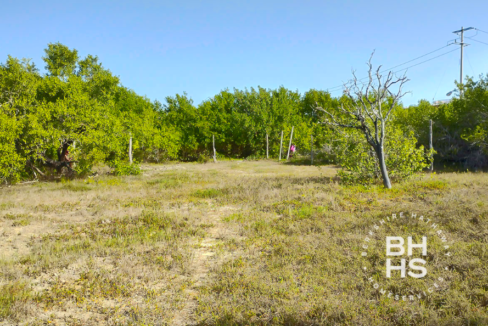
[360, 212, 453, 302]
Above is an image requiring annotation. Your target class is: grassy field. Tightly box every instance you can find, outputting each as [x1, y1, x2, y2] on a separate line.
[0, 160, 487, 325]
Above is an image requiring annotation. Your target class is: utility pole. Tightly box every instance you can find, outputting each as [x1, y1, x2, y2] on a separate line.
[429, 120, 434, 172]
[279, 130, 283, 161]
[212, 135, 217, 163]
[129, 132, 133, 165]
[453, 26, 474, 95]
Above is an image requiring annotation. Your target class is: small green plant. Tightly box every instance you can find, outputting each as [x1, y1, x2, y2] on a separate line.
[3, 213, 28, 220]
[60, 181, 91, 192]
[193, 188, 225, 199]
[109, 160, 141, 176]
[222, 213, 245, 222]
[197, 154, 210, 164]
[0, 281, 31, 319]
[12, 219, 30, 227]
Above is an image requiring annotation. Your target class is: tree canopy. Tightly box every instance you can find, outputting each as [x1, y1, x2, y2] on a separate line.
[1, 43, 487, 184]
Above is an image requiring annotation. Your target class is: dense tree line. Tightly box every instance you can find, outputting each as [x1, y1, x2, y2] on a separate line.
[163, 87, 336, 161]
[395, 76, 488, 171]
[1, 43, 487, 184]
[0, 43, 179, 183]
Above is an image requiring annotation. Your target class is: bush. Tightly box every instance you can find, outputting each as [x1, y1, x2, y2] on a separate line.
[335, 128, 429, 185]
[197, 153, 210, 164]
[110, 160, 141, 176]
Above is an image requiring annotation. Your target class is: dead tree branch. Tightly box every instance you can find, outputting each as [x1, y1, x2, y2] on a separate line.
[314, 52, 409, 188]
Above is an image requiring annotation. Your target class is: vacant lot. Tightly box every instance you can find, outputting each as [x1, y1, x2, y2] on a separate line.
[0, 161, 487, 325]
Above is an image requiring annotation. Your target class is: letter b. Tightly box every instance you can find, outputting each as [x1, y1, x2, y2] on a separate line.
[386, 236, 404, 256]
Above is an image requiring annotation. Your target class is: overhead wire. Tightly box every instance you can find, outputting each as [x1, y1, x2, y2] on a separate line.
[465, 51, 476, 76]
[432, 61, 449, 101]
[467, 37, 488, 46]
[326, 46, 458, 94]
[325, 28, 488, 94]
[325, 44, 454, 93]
[390, 48, 458, 74]
[379, 44, 451, 73]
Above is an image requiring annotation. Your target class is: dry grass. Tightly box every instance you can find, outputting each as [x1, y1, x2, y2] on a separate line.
[0, 161, 486, 325]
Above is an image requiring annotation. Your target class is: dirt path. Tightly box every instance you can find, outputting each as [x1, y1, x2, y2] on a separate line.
[172, 205, 241, 325]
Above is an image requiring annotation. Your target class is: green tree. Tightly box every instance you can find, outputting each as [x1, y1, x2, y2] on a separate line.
[43, 43, 79, 77]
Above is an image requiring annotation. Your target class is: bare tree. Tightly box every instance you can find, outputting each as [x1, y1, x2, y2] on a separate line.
[315, 53, 409, 188]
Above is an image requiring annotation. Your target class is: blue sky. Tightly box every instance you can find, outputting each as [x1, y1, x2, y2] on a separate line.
[2, 0, 488, 107]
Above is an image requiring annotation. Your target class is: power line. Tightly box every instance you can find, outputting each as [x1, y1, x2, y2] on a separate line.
[475, 28, 488, 35]
[465, 51, 476, 76]
[432, 61, 449, 101]
[381, 45, 451, 72]
[467, 37, 488, 46]
[326, 46, 458, 94]
[325, 44, 453, 93]
[391, 48, 458, 74]
[326, 27, 487, 96]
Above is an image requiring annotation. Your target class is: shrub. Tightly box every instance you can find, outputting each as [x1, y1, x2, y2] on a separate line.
[110, 160, 141, 176]
[197, 153, 210, 164]
[335, 128, 429, 185]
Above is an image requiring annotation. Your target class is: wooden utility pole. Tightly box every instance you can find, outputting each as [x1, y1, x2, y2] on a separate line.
[279, 130, 283, 161]
[286, 126, 294, 160]
[429, 120, 434, 171]
[311, 135, 314, 165]
[129, 133, 133, 165]
[212, 134, 217, 163]
[266, 133, 269, 159]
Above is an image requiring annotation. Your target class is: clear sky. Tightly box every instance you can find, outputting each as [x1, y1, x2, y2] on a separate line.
[2, 0, 488, 107]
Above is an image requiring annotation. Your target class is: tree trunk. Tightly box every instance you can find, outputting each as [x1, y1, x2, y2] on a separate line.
[212, 135, 217, 163]
[279, 131, 283, 161]
[57, 140, 73, 161]
[43, 158, 73, 172]
[310, 135, 313, 165]
[376, 145, 392, 189]
[266, 133, 269, 159]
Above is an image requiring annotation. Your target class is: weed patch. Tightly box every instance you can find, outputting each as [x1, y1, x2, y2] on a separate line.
[193, 188, 227, 199]
[0, 281, 31, 320]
